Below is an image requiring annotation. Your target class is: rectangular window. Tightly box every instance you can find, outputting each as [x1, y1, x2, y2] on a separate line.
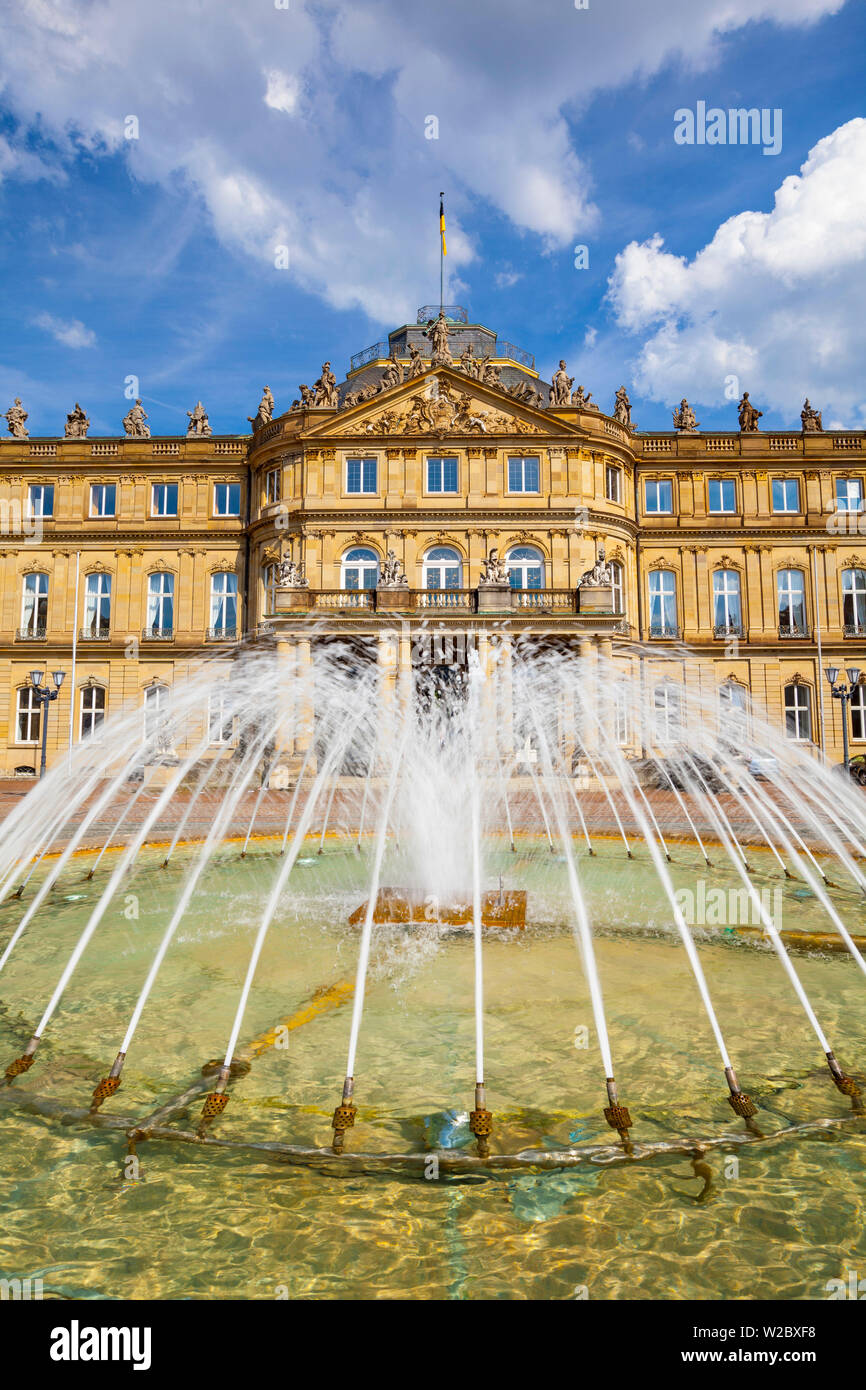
[648, 570, 677, 637]
[644, 479, 672, 514]
[146, 572, 174, 635]
[427, 456, 459, 494]
[508, 456, 540, 494]
[208, 690, 234, 744]
[772, 478, 800, 513]
[708, 478, 736, 513]
[265, 469, 281, 505]
[27, 484, 54, 518]
[83, 573, 112, 637]
[90, 483, 116, 517]
[16, 687, 41, 743]
[80, 686, 106, 739]
[214, 482, 241, 516]
[605, 465, 621, 503]
[346, 458, 377, 494]
[836, 478, 864, 512]
[851, 687, 866, 741]
[151, 483, 178, 517]
[20, 573, 49, 637]
[210, 572, 238, 636]
[784, 684, 811, 741]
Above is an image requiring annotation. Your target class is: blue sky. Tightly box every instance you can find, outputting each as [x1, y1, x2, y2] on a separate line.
[0, 0, 864, 437]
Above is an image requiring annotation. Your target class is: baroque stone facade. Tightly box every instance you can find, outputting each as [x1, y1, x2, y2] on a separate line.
[1, 306, 864, 774]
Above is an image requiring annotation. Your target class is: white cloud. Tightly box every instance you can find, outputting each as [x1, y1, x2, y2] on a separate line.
[584, 326, 598, 348]
[34, 312, 96, 348]
[494, 266, 522, 289]
[0, 0, 846, 324]
[607, 119, 866, 425]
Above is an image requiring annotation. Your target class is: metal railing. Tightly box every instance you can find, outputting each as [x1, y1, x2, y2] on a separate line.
[206, 627, 238, 640]
[349, 332, 535, 375]
[843, 622, 866, 638]
[778, 623, 810, 639]
[649, 623, 680, 639]
[141, 626, 174, 640]
[714, 621, 744, 639]
[79, 626, 110, 640]
[16, 626, 47, 640]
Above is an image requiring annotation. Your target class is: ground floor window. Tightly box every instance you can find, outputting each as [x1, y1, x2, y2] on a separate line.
[208, 689, 235, 744]
[850, 684, 866, 740]
[653, 684, 682, 744]
[80, 685, 106, 738]
[784, 683, 811, 741]
[16, 686, 40, 743]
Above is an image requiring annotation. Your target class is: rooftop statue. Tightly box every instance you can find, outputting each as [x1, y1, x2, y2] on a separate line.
[64, 402, 90, 438]
[379, 548, 409, 588]
[122, 398, 150, 438]
[186, 400, 212, 437]
[406, 343, 427, 378]
[613, 385, 632, 428]
[424, 309, 452, 368]
[313, 362, 339, 408]
[379, 357, 404, 392]
[672, 398, 700, 432]
[298, 384, 315, 407]
[248, 385, 274, 430]
[801, 398, 823, 433]
[738, 392, 762, 432]
[457, 344, 477, 377]
[571, 384, 597, 410]
[508, 379, 544, 408]
[549, 360, 574, 407]
[479, 547, 510, 586]
[4, 398, 29, 439]
[579, 543, 614, 589]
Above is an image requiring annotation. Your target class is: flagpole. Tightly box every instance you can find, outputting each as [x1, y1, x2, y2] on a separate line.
[439, 190, 444, 313]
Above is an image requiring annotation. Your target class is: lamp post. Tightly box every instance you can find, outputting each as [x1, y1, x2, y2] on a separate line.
[29, 669, 65, 779]
[824, 665, 861, 775]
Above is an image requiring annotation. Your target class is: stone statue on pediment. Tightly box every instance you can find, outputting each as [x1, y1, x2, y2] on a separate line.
[404, 391, 435, 433]
[298, 383, 315, 407]
[424, 310, 452, 368]
[508, 379, 544, 408]
[672, 397, 700, 432]
[550, 360, 574, 407]
[313, 362, 339, 408]
[571, 384, 597, 410]
[479, 547, 509, 586]
[579, 543, 614, 589]
[277, 555, 307, 588]
[186, 400, 212, 436]
[457, 344, 477, 378]
[64, 402, 89, 438]
[122, 398, 150, 437]
[4, 398, 29, 438]
[737, 392, 762, 432]
[480, 360, 501, 387]
[380, 357, 404, 392]
[248, 386, 274, 430]
[406, 343, 427, 378]
[801, 398, 823, 432]
[613, 386, 632, 427]
[380, 548, 409, 588]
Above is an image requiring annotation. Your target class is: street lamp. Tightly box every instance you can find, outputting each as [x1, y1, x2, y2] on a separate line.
[29, 669, 65, 779]
[824, 665, 861, 775]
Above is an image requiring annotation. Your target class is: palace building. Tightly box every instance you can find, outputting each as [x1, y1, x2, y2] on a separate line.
[1, 303, 864, 776]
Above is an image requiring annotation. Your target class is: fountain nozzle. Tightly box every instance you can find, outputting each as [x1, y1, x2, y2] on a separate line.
[826, 1052, 863, 1113]
[3, 1034, 39, 1087]
[89, 1051, 126, 1113]
[197, 1065, 231, 1137]
[603, 1076, 633, 1141]
[725, 1065, 758, 1119]
[332, 1076, 356, 1154]
[469, 1082, 493, 1159]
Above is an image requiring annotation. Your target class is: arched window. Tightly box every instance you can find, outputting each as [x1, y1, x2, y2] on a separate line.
[146, 572, 174, 636]
[713, 569, 742, 635]
[506, 545, 544, 590]
[341, 547, 379, 591]
[20, 572, 49, 638]
[648, 570, 677, 638]
[777, 569, 806, 635]
[84, 572, 112, 638]
[653, 684, 682, 745]
[610, 561, 624, 615]
[80, 685, 106, 739]
[784, 683, 811, 741]
[842, 568, 866, 636]
[423, 546, 462, 590]
[210, 571, 238, 636]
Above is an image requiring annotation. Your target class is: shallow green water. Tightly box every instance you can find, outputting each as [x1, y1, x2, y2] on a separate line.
[0, 840, 864, 1300]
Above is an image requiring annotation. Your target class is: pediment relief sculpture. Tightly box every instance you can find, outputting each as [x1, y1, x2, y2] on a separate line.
[335, 376, 542, 438]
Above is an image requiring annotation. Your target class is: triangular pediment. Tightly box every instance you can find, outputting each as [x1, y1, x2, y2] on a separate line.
[301, 367, 579, 441]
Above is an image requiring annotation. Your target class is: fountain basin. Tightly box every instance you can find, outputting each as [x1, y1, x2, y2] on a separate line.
[348, 886, 527, 929]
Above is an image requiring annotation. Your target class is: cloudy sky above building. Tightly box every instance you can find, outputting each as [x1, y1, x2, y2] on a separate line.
[0, 0, 863, 434]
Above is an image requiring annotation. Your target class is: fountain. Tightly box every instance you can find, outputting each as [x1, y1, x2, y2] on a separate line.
[0, 639, 864, 1185]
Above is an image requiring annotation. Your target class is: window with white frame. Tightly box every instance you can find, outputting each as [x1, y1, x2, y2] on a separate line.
[341, 547, 379, 590]
[346, 458, 377, 494]
[210, 571, 238, 635]
[784, 683, 811, 741]
[146, 572, 174, 635]
[16, 686, 41, 743]
[772, 478, 800, 513]
[214, 482, 241, 516]
[719, 682, 747, 746]
[423, 546, 462, 590]
[151, 483, 178, 517]
[605, 464, 622, 503]
[610, 561, 624, 615]
[851, 684, 866, 740]
[653, 685, 682, 745]
[263, 563, 278, 615]
[80, 685, 106, 739]
[208, 688, 235, 744]
[777, 569, 807, 634]
[708, 478, 736, 513]
[427, 456, 459, 494]
[83, 572, 112, 636]
[506, 546, 544, 590]
[713, 569, 742, 634]
[90, 483, 116, 517]
[27, 484, 54, 518]
[265, 469, 281, 505]
[144, 684, 169, 740]
[20, 572, 48, 637]
[613, 682, 629, 745]
[836, 478, 864, 512]
[508, 456, 540, 494]
[648, 569, 677, 636]
[644, 479, 673, 514]
[842, 569, 866, 634]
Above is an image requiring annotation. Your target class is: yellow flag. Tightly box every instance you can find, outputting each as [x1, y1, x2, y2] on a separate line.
[439, 196, 447, 257]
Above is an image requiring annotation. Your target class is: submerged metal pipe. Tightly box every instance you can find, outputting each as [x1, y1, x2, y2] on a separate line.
[332, 1075, 356, 1154]
[469, 1081, 493, 1159]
